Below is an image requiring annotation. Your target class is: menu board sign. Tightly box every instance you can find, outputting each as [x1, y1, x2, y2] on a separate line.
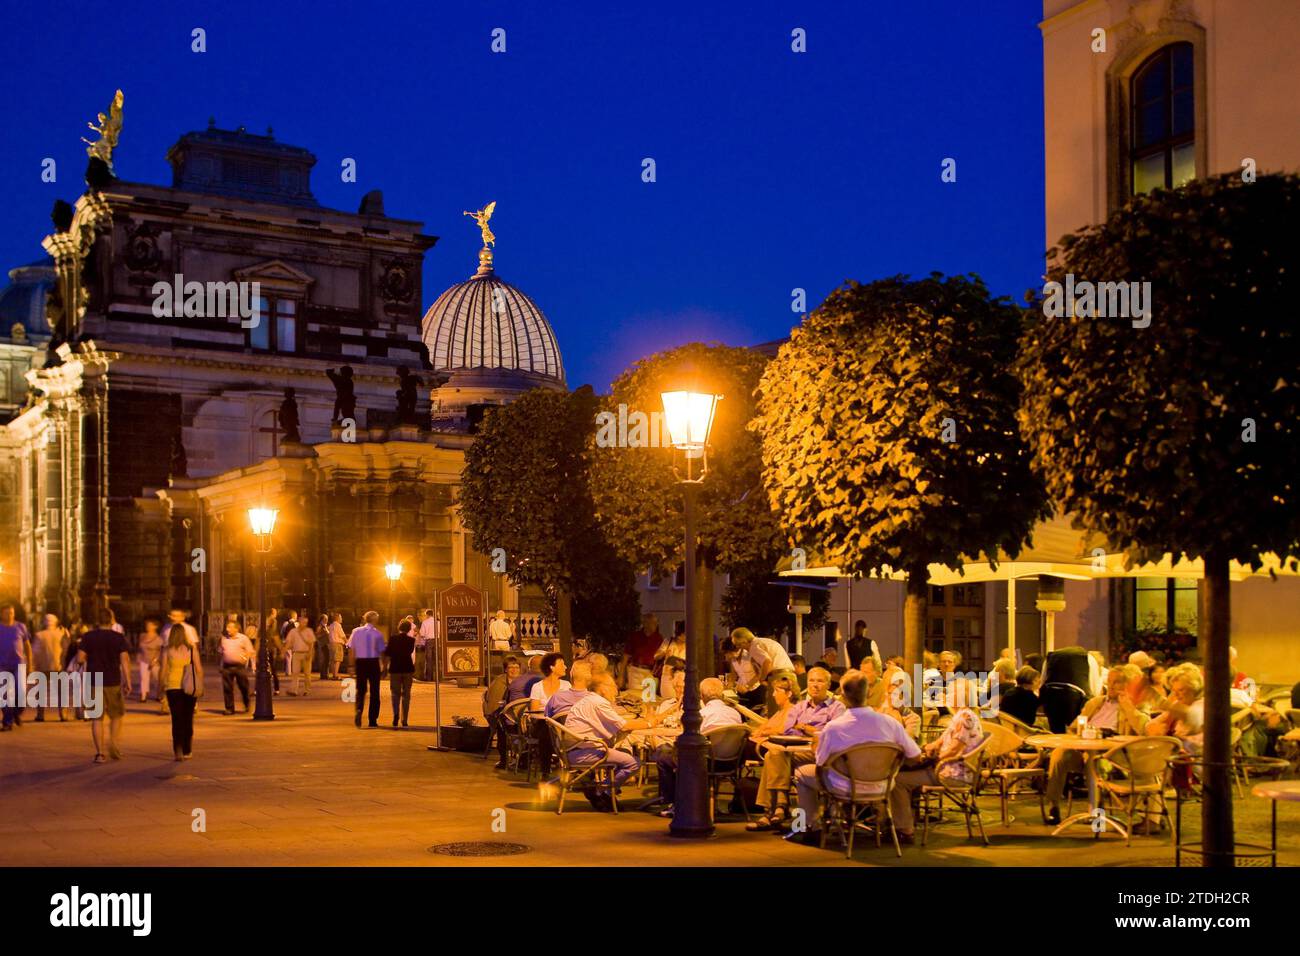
[437, 584, 485, 679]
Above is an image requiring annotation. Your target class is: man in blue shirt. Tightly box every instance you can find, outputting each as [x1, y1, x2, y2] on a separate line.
[346, 611, 386, 728]
[0, 605, 32, 730]
[747, 665, 845, 831]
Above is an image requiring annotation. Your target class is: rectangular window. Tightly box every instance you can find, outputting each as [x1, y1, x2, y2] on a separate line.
[1133, 577, 1198, 635]
[249, 296, 271, 350]
[247, 296, 300, 353]
[276, 299, 297, 353]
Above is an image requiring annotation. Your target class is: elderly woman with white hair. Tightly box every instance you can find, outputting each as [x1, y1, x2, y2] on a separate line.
[1145, 662, 1204, 752]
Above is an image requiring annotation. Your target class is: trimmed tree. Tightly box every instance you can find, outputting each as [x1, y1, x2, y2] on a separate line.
[719, 556, 828, 643]
[589, 343, 784, 675]
[459, 385, 638, 658]
[1018, 171, 1300, 868]
[755, 273, 1049, 673]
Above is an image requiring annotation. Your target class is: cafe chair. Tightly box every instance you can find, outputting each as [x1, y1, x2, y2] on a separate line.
[704, 724, 753, 821]
[1097, 736, 1182, 845]
[501, 698, 536, 778]
[980, 721, 1046, 825]
[920, 733, 992, 847]
[540, 716, 623, 815]
[816, 742, 906, 858]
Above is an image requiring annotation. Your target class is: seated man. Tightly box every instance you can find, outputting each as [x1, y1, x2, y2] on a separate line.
[818, 647, 839, 670]
[562, 673, 660, 811]
[654, 677, 743, 816]
[789, 669, 921, 845]
[545, 661, 593, 719]
[1044, 664, 1148, 824]
[491, 656, 525, 769]
[790, 655, 808, 692]
[861, 658, 887, 708]
[746, 665, 844, 831]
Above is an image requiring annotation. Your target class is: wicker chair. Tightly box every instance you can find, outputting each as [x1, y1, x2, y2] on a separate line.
[540, 716, 623, 815]
[816, 742, 906, 858]
[705, 724, 753, 820]
[980, 721, 1047, 825]
[919, 733, 992, 846]
[500, 698, 536, 778]
[1096, 736, 1182, 845]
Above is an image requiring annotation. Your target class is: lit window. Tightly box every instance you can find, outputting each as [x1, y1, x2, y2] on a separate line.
[1131, 43, 1195, 195]
[248, 296, 299, 353]
[1133, 577, 1198, 635]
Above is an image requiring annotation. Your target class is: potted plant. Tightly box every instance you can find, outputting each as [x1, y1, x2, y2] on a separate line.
[451, 715, 491, 753]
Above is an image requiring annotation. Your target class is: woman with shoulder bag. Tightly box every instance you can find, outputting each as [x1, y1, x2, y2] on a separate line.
[163, 622, 203, 761]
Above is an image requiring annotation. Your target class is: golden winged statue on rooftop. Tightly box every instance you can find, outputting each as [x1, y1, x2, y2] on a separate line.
[83, 89, 125, 172]
[463, 201, 496, 248]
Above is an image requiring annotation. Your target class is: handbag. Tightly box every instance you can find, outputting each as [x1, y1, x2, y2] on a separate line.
[181, 646, 204, 699]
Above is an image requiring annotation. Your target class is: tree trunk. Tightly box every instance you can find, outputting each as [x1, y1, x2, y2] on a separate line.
[556, 587, 573, 661]
[1201, 553, 1234, 868]
[904, 562, 928, 675]
[693, 558, 715, 678]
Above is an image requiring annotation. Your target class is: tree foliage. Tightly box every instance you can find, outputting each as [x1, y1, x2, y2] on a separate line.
[719, 559, 828, 637]
[459, 386, 638, 640]
[588, 342, 783, 577]
[1017, 172, 1300, 568]
[755, 273, 1049, 578]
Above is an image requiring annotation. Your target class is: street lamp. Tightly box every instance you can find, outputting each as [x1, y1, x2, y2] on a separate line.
[661, 384, 722, 839]
[385, 560, 403, 639]
[248, 506, 279, 721]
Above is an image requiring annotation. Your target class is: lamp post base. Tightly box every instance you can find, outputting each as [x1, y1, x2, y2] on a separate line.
[253, 667, 276, 721]
[667, 732, 714, 839]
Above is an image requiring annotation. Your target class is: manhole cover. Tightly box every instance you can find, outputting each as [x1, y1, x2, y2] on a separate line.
[428, 841, 532, 857]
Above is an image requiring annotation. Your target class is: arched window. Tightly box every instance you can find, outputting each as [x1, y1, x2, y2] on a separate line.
[1130, 43, 1195, 194]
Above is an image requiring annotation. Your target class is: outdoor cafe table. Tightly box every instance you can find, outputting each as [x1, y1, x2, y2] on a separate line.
[1025, 734, 1143, 839]
[1251, 780, 1300, 867]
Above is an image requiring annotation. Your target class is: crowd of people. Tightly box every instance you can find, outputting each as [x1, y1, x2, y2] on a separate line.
[0, 604, 435, 764]
[482, 615, 1298, 850]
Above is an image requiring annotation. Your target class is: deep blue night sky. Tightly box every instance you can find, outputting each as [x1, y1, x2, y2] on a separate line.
[0, 0, 1044, 390]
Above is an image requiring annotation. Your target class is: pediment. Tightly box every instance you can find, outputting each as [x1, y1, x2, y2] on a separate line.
[232, 258, 316, 289]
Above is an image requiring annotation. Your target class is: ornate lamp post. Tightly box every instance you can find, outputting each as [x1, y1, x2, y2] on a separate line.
[248, 506, 279, 721]
[661, 385, 722, 838]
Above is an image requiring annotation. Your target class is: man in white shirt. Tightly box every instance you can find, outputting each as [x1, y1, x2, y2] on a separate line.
[488, 610, 514, 652]
[563, 675, 660, 811]
[727, 628, 797, 715]
[347, 611, 386, 728]
[219, 622, 256, 714]
[417, 609, 438, 681]
[285, 618, 316, 696]
[790, 669, 921, 846]
[653, 677, 743, 815]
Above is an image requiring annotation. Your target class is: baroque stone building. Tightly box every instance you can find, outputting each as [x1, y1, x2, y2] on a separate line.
[0, 116, 566, 640]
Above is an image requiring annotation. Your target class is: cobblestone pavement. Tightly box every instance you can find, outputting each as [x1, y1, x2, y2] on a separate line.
[2, 671, 1294, 867]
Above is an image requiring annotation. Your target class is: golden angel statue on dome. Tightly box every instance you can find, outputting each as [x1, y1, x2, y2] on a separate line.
[83, 89, 125, 172]
[463, 201, 496, 248]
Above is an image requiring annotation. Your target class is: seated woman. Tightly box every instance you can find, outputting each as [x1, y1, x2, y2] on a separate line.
[659, 656, 686, 701]
[998, 666, 1041, 727]
[888, 679, 986, 844]
[1145, 662, 1204, 753]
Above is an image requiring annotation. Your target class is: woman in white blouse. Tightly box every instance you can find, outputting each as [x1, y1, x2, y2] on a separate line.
[529, 652, 570, 713]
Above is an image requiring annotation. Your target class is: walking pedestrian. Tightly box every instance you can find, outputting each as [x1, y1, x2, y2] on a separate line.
[137, 618, 163, 705]
[0, 606, 31, 731]
[31, 614, 69, 721]
[162, 620, 203, 760]
[285, 615, 316, 696]
[384, 620, 416, 728]
[347, 611, 385, 728]
[78, 609, 132, 763]
[218, 621, 255, 714]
